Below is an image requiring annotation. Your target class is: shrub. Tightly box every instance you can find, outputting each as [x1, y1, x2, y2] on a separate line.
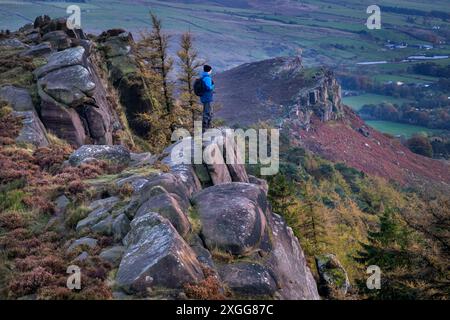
[0, 104, 22, 146]
[406, 135, 433, 158]
[184, 267, 226, 300]
[64, 205, 90, 229]
[0, 189, 27, 211]
[33, 145, 72, 172]
[8, 267, 54, 298]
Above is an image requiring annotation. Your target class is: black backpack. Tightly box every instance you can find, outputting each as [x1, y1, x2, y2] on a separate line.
[194, 78, 206, 97]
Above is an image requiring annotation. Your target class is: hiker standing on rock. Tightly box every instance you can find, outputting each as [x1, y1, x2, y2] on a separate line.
[194, 65, 215, 131]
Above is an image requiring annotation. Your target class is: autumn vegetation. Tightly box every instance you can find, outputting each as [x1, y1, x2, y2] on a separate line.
[257, 129, 450, 299]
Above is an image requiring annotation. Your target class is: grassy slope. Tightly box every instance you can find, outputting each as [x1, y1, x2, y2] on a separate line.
[343, 94, 411, 111]
[365, 120, 444, 138]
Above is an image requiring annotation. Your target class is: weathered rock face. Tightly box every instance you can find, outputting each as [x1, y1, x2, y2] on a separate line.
[288, 71, 343, 131]
[0, 17, 126, 148]
[264, 213, 320, 300]
[97, 30, 153, 137]
[192, 182, 319, 299]
[116, 213, 204, 294]
[218, 262, 278, 296]
[192, 183, 267, 256]
[135, 190, 191, 237]
[164, 134, 250, 188]
[0, 85, 49, 147]
[315, 254, 350, 298]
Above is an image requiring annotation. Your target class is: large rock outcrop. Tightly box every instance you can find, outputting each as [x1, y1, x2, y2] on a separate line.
[192, 182, 319, 299]
[35, 45, 118, 146]
[67, 137, 319, 299]
[1, 17, 126, 148]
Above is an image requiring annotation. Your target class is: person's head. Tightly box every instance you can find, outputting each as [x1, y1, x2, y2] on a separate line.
[204, 65, 212, 74]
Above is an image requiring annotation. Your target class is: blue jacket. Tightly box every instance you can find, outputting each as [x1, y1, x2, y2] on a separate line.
[200, 71, 214, 103]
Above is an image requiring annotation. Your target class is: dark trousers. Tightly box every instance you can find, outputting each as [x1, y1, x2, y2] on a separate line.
[202, 102, 212, 131]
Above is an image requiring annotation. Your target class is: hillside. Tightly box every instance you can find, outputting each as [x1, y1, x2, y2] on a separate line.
[215, 57, 450, 187]
[1, 0, 449, 70]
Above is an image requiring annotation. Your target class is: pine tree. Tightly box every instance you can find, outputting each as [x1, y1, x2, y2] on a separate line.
[355, 209, 415, 299]
[177, 32, 203, 128]
[267, 174, 297, 217]
[356, 209, 410, 268]
[299, 181, 327, 253]
[140, 12, 174, 113]
[134, 12, 180, 151]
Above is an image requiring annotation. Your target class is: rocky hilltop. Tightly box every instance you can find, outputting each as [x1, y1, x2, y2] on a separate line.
[0, 17, 320, 300]
[215, 56, 343, 128]
[215, 56, 450, 187]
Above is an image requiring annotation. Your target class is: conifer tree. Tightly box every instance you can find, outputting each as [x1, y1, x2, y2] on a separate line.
[140, 12, 174, 113]
[177, 32, 203, 127]
[298, 181, 327, 253]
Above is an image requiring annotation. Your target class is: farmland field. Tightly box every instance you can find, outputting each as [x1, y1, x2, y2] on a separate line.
[343, 94, 411, 111]
[0, 0, 449, 70]
[365, 120, 445, 138]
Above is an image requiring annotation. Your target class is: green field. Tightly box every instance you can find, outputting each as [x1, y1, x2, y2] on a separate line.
[366, 120, 444, 138]
[343, 94, 411, 111]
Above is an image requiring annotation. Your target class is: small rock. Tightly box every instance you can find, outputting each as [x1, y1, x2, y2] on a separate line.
[74, 251, 89, 262]
[116, 176, 150, 194]
[34, 15, 51, 28]
[139, 173, 190, 208]
[41, 30, 71, 50]
[24, 32, 41, 43]
[0, 86, 49, 147]
[54, 195, 70, 215]
[130, 152, 157, 167]
[0, 38, 28, 48]
[99, 246, 125, 267]
[67, 237, 98, 254]
[91, 215, 113, 235]
[315, 253, 351, 298]
[76, 197, 119, 232]
[358, 126, 370, 138]
[20, 42, 52, 57]
[135, 191, 190, 237]
[0, 85, 35, 111]
[218, 262, 277, 297]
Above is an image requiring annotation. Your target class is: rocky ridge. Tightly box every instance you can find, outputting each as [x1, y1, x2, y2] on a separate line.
[64, 137, 320, 299]
[0, 16, 142, 148]
[215, 56, 344, 128]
